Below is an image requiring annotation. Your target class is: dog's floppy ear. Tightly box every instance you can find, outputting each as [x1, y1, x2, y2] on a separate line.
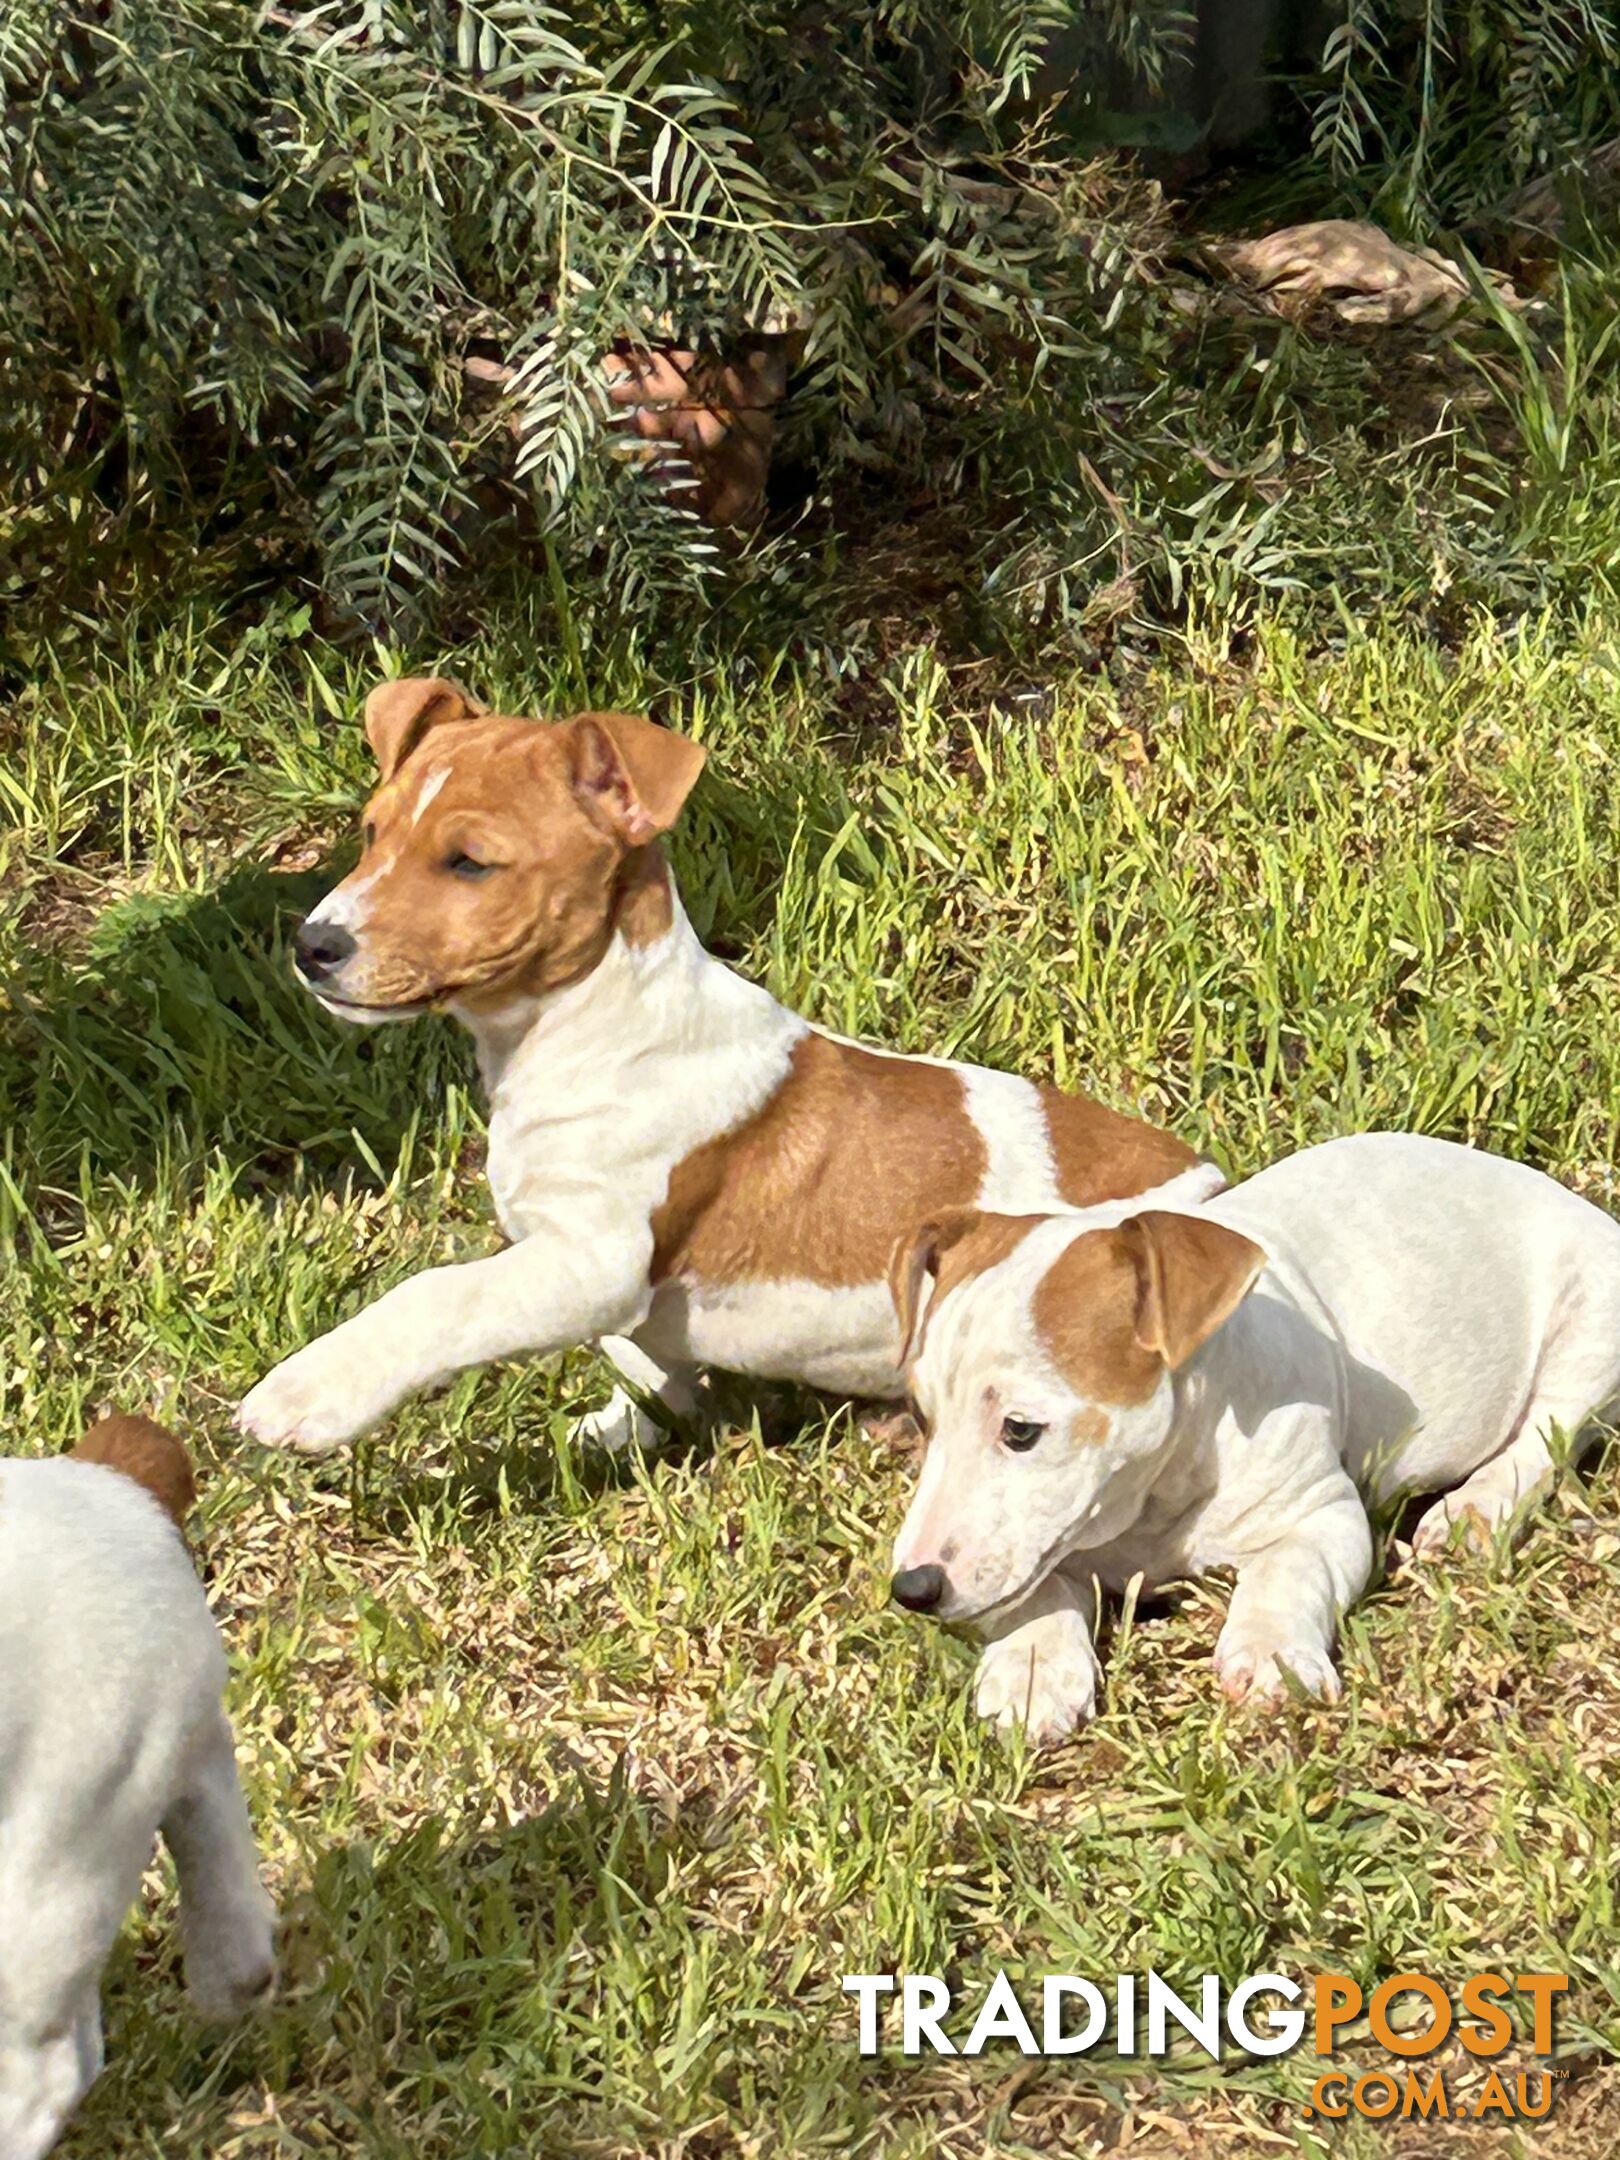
[70, 1413, 197, 1528]
[364, 676, 486, 781]
[1120, 1211, 1266, 1369]
[888, 1210, 982, 1369]
[569, 712, 707, 845]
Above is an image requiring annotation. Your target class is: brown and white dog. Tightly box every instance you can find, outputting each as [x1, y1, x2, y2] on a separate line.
[238, 677, 1221, 1456]
[887, 1134, 1620, 1738]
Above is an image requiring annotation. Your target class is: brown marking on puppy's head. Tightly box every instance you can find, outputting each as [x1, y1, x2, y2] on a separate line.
[888, 1207, 1043, 1367]
[70, 1414, 196, 1527]
[364, 676, 490, 782]
[1032, 1211, 1266, 1401]
[1030, 1228, 1165, 1409]
[892, 1207, 1267, 1622]
[295, 680, 706, 1021]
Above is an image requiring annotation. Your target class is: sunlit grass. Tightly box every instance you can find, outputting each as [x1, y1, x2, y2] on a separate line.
[2, 600, 1618, 2156]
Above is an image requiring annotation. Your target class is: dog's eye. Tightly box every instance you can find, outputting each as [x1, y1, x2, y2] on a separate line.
[1000, 1415, 1045, 1453]
[363, 822, 376, 850]
[446, 851, 497, 880]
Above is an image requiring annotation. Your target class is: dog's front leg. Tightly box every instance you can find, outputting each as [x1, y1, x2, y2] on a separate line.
[972, 1569, 1103, 1740]
[238, 1220, 653, 1453]
[1213, 1475, 1372, 1708]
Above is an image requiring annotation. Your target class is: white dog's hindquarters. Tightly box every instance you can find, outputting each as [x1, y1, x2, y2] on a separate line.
[0, 1423, 275, 2160]
[1201, 1132, 1620, 1530]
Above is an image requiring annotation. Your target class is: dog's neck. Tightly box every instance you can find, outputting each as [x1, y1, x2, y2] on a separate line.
[1067, 1325, 1266, 1577]
[454, 867, 798, 1110]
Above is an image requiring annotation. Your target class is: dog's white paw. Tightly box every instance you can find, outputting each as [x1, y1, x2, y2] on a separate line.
[1410, 1491, 1499, 1558]
[184, 1903, 277, 2022]
[575, 1388, 665, 1454]
[1214, 1629, 1341, 1708]
[238, 1337, 394, 1453]
[974, 1618, 1100, 1741]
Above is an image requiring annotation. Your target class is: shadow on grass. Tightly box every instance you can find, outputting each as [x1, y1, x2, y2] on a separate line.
[342, 1375, 858, 1544]
[1, 852, 476, 1202]
[354, 1430, 646, 1528]
[83, 1765, 744, 2158]
[2, 751, 861, 1209]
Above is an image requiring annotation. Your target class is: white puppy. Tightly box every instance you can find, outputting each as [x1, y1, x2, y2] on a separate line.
[888, 1134, 1620, 1739]
[0, 1419, 275, 2160]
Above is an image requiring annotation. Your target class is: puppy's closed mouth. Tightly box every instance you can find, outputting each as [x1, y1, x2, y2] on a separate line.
[943, 1533, 1080, 1629]
[950, 1578, 1052, 1630]
[305, 982, 440, 1020]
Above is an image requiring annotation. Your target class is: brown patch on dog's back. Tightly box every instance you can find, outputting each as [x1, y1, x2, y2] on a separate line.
[1032, 1230, 1164, 1406]
[653, 1034, 988, 1290]
[1042, 1087, 1203, 1206]
[71, 1414, 196, 1527]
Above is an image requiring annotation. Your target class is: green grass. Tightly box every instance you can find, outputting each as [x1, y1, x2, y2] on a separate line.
[3, 600, 1620, 2156]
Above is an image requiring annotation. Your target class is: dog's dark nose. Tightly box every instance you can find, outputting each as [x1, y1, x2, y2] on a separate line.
[294, 918, 355, 982]
[890, 1564, 947, 1613]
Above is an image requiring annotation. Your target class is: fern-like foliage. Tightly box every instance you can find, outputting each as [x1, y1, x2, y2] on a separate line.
[1305, 0, 1620, 227]
[2, 0, 1181, 628]
[2, 2, 1616, 634]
